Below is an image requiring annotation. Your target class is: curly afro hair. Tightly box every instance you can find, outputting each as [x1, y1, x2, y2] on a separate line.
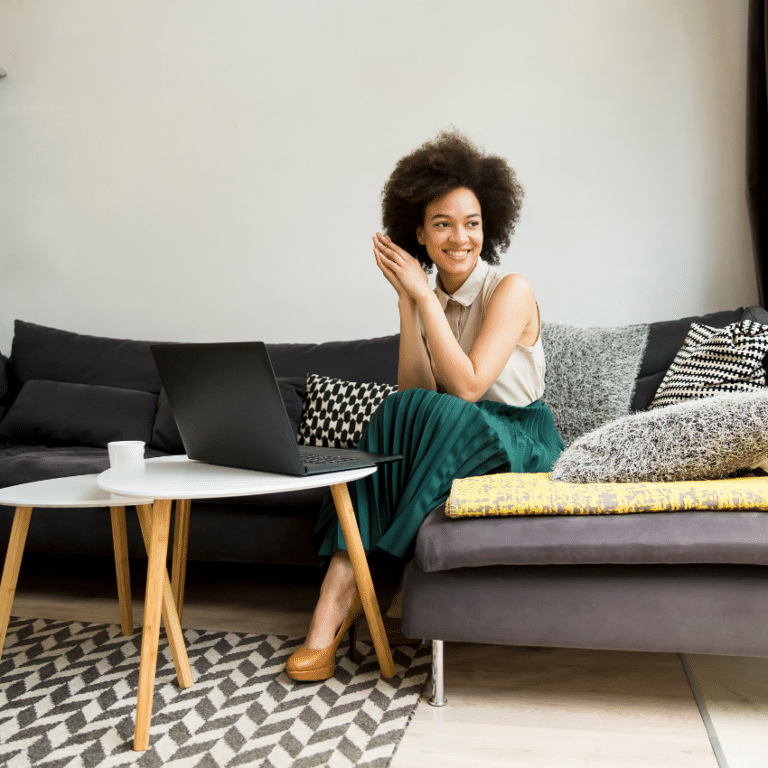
[381, 130, 524, 271]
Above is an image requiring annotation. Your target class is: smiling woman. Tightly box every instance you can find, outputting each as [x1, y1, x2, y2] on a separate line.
[285, 130, 564, 683]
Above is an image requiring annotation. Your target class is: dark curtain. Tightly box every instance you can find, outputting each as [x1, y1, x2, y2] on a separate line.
[748, 0, 768, 306]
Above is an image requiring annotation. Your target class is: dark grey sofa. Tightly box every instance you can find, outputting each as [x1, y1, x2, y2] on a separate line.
[2, 309, 766, 690]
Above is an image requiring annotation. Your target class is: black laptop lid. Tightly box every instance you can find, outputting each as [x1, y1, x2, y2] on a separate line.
[150, 342, 305, 475]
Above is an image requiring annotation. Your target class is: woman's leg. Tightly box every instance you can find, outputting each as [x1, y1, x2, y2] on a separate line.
[303, 551, 357, 650]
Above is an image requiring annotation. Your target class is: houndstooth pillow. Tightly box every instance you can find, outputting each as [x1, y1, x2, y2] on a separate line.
[298, 374, 397, 448]
[649, 320, 768, 409]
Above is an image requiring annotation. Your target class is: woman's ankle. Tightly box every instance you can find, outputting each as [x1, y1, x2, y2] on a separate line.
[304, 553, 357, 649]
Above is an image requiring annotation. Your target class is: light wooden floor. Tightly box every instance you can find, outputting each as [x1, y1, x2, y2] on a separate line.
[5, 553, 765, 768]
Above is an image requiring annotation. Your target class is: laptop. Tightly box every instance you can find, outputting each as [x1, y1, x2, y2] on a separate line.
[150, 341, 400, 476]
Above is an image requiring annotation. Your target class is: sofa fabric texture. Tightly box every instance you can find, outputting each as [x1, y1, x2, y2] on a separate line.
[0, 380, 158, 449]
[414, 503, 768, 569]
[402, 561, 768, 656]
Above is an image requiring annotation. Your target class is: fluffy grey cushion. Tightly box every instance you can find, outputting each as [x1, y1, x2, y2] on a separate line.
[541, 322, 649, 446]
[551, 390, 768, 483]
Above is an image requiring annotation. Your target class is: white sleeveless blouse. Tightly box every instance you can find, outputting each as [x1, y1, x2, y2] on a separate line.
[422, 260, 546, 407]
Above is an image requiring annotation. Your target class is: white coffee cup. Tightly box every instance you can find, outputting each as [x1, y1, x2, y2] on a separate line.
[108, 440, 146, 468]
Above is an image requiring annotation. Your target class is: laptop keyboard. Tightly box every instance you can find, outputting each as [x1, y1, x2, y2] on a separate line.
[302, 452, 357, 465]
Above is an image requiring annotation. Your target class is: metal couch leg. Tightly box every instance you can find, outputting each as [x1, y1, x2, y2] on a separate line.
[429, 639, 447, 706]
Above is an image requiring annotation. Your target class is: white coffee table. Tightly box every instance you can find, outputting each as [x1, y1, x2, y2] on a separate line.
[0, 474, 194, 697]
[98, 455, 396, 751]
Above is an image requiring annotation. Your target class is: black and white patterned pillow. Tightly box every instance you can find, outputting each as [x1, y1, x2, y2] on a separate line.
[298, 374, 398, 448]
[649, 320, 768, 409]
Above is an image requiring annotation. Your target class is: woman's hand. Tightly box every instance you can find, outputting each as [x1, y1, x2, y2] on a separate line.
[373, 233, 431, 303]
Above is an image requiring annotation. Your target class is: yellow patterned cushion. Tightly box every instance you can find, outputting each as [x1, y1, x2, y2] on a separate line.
[445, 473, 768, 517]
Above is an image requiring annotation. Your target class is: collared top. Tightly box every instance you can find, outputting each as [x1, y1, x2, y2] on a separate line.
[422, 259, 546, 406]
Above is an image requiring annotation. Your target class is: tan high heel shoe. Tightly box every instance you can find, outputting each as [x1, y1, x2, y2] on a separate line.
[286, 590, 363, 681]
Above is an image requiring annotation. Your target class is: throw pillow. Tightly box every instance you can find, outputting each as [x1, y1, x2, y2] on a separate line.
[649, 320, 768, 409]
[0, 379, 157, 449]
[9, 319, 162, 393]
[551, 390, 768, 483]
[540, 322, 649, 446]
[298, 374, 397, 449]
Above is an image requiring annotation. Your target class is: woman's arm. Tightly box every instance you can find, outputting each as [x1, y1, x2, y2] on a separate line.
[374, 233, 537, 402]
[396, 296, 436, 391]
[417, 272, 537, 401]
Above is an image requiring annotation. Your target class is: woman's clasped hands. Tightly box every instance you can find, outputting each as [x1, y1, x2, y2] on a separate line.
[373, 232, 430, 303]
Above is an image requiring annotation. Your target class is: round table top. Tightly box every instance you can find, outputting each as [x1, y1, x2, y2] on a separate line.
[0, 473, 155, 508]
[96, 455, 377, 500]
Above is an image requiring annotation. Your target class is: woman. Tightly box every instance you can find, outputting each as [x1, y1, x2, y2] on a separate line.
[286, 131, 563, 681]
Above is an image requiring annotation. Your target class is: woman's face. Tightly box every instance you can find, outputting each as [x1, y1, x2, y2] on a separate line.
[417, 187, 483, 291]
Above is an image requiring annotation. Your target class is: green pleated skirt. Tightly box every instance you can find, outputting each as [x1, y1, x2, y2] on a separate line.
[312, 388, 564, 561]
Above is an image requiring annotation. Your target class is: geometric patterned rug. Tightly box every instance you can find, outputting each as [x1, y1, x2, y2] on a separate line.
[0, 616, 431, 768]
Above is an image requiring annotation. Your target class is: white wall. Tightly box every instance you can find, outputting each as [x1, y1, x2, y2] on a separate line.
[0, 0, 757, 353]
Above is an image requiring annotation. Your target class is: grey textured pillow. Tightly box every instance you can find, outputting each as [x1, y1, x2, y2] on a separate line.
[551, 390, 768, 483]
[541, 322, 649, 446]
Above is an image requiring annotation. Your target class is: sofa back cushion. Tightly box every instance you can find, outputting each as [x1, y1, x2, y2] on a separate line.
[8, 320, 163, 394]
[3, 321, 162, 450]
[0, 380, 157, 448]
[541, 323, 649, 446]
[266, 335, 399, 386]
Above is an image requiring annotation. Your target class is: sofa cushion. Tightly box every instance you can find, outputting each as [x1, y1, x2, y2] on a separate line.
[649, 320, 768, 409]
[541, 322, 649, 446]
[298, 374, 397, 448]
[0, 380, 157, 449]
[632, 308, 744, 411]
[413, 503, 768, 570]
[551, 390, 768, 483]
[266, 335, 399, 386]
[149, 376, 307, 453]
[0, 445, 166, 489]
[8, 320, 162, 394]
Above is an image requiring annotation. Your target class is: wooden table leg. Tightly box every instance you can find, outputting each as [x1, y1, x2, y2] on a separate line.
[134, 499, 193, 752]
[135, 504, 194, 692]
[0, 506, 32, 659]
[110, 506, 134, 635]
[171, 498, 191, 623]
[330, 483, 395, 678]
